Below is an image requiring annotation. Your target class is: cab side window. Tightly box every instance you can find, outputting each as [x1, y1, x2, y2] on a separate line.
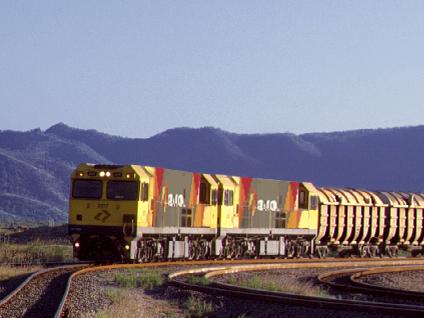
[299, 190, 308, 209]
[310, 195, 318, 210]
[224, 190, 234, 206]
[141, 183, 149, 201]
[212, 190, 218, 205]
[199, 180, 211, 204]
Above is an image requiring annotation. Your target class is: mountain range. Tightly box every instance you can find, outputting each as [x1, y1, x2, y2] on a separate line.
[1, 123, 423, 222]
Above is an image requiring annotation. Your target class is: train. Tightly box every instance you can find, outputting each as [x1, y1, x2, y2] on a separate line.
[68, 163, 424, 262]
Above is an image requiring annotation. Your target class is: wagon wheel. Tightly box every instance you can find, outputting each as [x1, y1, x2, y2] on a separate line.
[369, 246, 379, 258]
[359, 245, 368, 258]
[385, 246, 393, 258]
[316, 246, 328, 259]
[392, 246, 399, 257]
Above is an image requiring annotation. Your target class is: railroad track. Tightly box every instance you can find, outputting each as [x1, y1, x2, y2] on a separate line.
[0, 264, 86, 318]
[168, 259, 424, 317]
[0, 258, 422, 317]
[318, 265, 424, 300]
[7, 261, 92, 268]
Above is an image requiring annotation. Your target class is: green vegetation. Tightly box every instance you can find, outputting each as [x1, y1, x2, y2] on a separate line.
[114, 269, 164, 290]
[227, 275, 280, 292]
[0, 239, 73, 264]
[104, 288, 125, 304]
[227, 274, 331, 298]
[186, 275, 210, 286]
[183, 296, 213, 318]
[94, 311, 110, 318]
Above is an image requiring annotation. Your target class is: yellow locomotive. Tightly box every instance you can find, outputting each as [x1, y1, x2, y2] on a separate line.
[68, 163, 424, 261]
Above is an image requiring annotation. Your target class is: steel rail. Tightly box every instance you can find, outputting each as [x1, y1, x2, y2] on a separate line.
[7, 260, 92, 268]
[0, 264, 86, 313]
[349, 265, 424, 299]
[318, 265, 424, 300]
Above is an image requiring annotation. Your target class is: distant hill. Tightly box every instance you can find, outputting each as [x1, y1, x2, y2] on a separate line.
[1, 122, 423, 222]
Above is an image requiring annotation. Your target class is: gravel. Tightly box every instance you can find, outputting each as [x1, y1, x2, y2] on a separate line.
[358, 270, 424, 292]
[0, 274, 32, 300]
[63, 266, 413, 318]
[0, 268, 75, 318]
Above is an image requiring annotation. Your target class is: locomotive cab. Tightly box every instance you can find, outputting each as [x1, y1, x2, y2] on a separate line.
[69, 164, 142, 260]
[297, 182, 319, 230]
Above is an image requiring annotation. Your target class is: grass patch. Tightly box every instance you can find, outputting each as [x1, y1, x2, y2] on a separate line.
[104, 288, 125, 304]
[183, 295, 213, 318]
[232, 276, 280, 292]
[114, 269, 164, 290]
[228, 274, 330, 298]
[0, 239, 73, 264]
[94, 312, 110, 318]
[186, 275, 210, 286]
[92, 288, 181, 318]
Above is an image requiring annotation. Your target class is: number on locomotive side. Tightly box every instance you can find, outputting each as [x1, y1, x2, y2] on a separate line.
[257, 199, 278, 212]
[167, 194, 186, 207]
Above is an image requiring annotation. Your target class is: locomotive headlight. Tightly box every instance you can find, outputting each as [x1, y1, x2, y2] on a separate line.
[99, 171, 106, 177]
[74, 242, 80, 248]
[124, 244, 130, 250]
[106, 171, 111, 177]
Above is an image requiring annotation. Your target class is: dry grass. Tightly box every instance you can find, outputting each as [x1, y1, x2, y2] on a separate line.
[92, 288, 182, 318]
[0, 239, 73, 264]
[0, 265, 41, 281]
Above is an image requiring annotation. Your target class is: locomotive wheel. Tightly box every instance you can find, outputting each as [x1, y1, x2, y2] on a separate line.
[286, 242, 295, 258]
[188, 240, 200, 260]
[199, 240, 209, 259]
[234, 244, 242, 259]
[295, 244, 303, 258]
[137, 242, 154, 263]
[223, 239, 236, 259]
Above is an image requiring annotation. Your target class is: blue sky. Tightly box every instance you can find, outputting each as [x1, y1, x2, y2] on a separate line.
[1, 1, 424, 137]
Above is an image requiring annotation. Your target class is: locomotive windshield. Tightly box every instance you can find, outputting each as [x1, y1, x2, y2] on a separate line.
[107, 181, 139, 200]
[72, 180, 102, 199]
